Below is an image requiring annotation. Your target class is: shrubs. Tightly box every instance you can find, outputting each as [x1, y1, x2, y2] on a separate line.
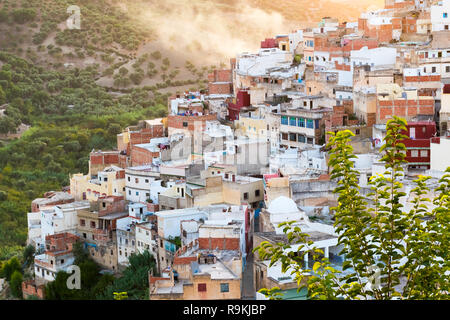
[12, 8, 36, 24]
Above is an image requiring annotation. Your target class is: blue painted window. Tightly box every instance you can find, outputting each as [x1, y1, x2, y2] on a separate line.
[298, 118, 305, 127]
[298, 135, 306, 143]
[289, 117, 296, 126]
[306, 119, 314, 129]
[315, 119, 320, 129]
[281, 116, 288, 125]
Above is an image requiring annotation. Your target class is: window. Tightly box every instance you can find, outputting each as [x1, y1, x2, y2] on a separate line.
[60, 259, 64, 264]
[220, 283, 229, 293]
[136, 191, 139, 196]
[356, 129, 360, 135]
[306, 119, 314, 129]
[298, 118, 305, 127]
[289, 133, 297, 141]
[255, 190, 260, 197]
[80, 219, 85, 227]
[90, 221, 96, 228]
[298, 135, 306, 143]
[198, 283, 207, 292]
[444, 12, 448, 18]
[420, 150, 428, 157]
[281, 133, 288, 140]
[307, 137, 314, 145]
[145, 179, 149, 183]
[243, 192, 249, 200]
[411, 150, 419, 157]
[446, 66, 450, 73]
[432, 66, 436, 73]
[183, 122, 188, 127]
[289, 117, 296, 126]
[281, 116, 288, 125]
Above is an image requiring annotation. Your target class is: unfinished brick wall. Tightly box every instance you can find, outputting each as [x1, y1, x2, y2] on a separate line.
[130, 145, 160, 167]
[209, 82, 232, 95]
[89, 151, 121, 176]
[377, 99, 435, 122]
[167, 114, 217, 133]
[198, 237, 240, 250]
[22, 281, 45, 299]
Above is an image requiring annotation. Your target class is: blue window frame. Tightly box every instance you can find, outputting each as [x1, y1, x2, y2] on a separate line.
[306, 119, 314, 129]
[289, 117, 296, 126]
[298, 118, 305, 127]
[315, 119, 320, 129]
[220, 283, 229, 292]
[281, 116, 288, 125]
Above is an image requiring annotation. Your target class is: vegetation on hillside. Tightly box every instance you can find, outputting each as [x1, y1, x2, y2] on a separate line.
[0, 51, 168, 253]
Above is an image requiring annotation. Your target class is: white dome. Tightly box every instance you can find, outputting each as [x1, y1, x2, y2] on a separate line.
[267, 196, 299, 214]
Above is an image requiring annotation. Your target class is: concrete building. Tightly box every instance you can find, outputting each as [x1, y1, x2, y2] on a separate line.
[27, 200, 90, 251]
[149, 240, 242, 300]
[34, 233, 80, 285]
[125, 165, 161, 203]
[76, 196, 127, 271]
[431, 0, 450, 32]
[430, 136, 450, 172]
[254, 196, 340, 296]
[31, 191, 74, 213]
[70, 166, 126, 201]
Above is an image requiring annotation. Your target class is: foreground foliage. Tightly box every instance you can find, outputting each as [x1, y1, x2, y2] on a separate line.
[255, 117, 449, 300]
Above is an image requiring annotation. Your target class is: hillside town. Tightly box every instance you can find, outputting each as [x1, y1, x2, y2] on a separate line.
[20, 0, 450, 300]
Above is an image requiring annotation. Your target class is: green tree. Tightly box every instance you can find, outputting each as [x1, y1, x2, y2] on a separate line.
[0, 256, 21, 281]
[22, 245, 35, 267]
[10, 270, 23, 298]
[254, 116, 449, 300]
[97, 250, 156, 299]
[0, 85, 6, 104]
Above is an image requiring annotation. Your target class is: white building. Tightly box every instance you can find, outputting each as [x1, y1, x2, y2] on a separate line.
[27, 201, 90, 250]
[431, 0, 450, 32]
[350, 47, 397, 71]
[116, 203, 148, 267]
[136, 221, 156, 256]
[256, 196, 341, 287]
[125, 165, 162, 203]
[430, 137, 450, 172]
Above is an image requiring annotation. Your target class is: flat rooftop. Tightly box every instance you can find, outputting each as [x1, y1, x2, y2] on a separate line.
[256, 231, 337, 243]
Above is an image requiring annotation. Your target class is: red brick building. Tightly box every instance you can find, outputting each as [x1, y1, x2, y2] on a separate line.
[22, 280, 45, 299]
[130, 144, 162, 167]
[89, 150, 127, 176]
[208, 70, 233, 95]
[167, 113, 217, 135]
[117, 120, 165, 155]
[377, 98, 435, 123]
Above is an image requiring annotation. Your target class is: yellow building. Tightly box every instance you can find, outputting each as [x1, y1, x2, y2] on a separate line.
[235, 114, 269, 141]
[70, 166, 126, 201]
